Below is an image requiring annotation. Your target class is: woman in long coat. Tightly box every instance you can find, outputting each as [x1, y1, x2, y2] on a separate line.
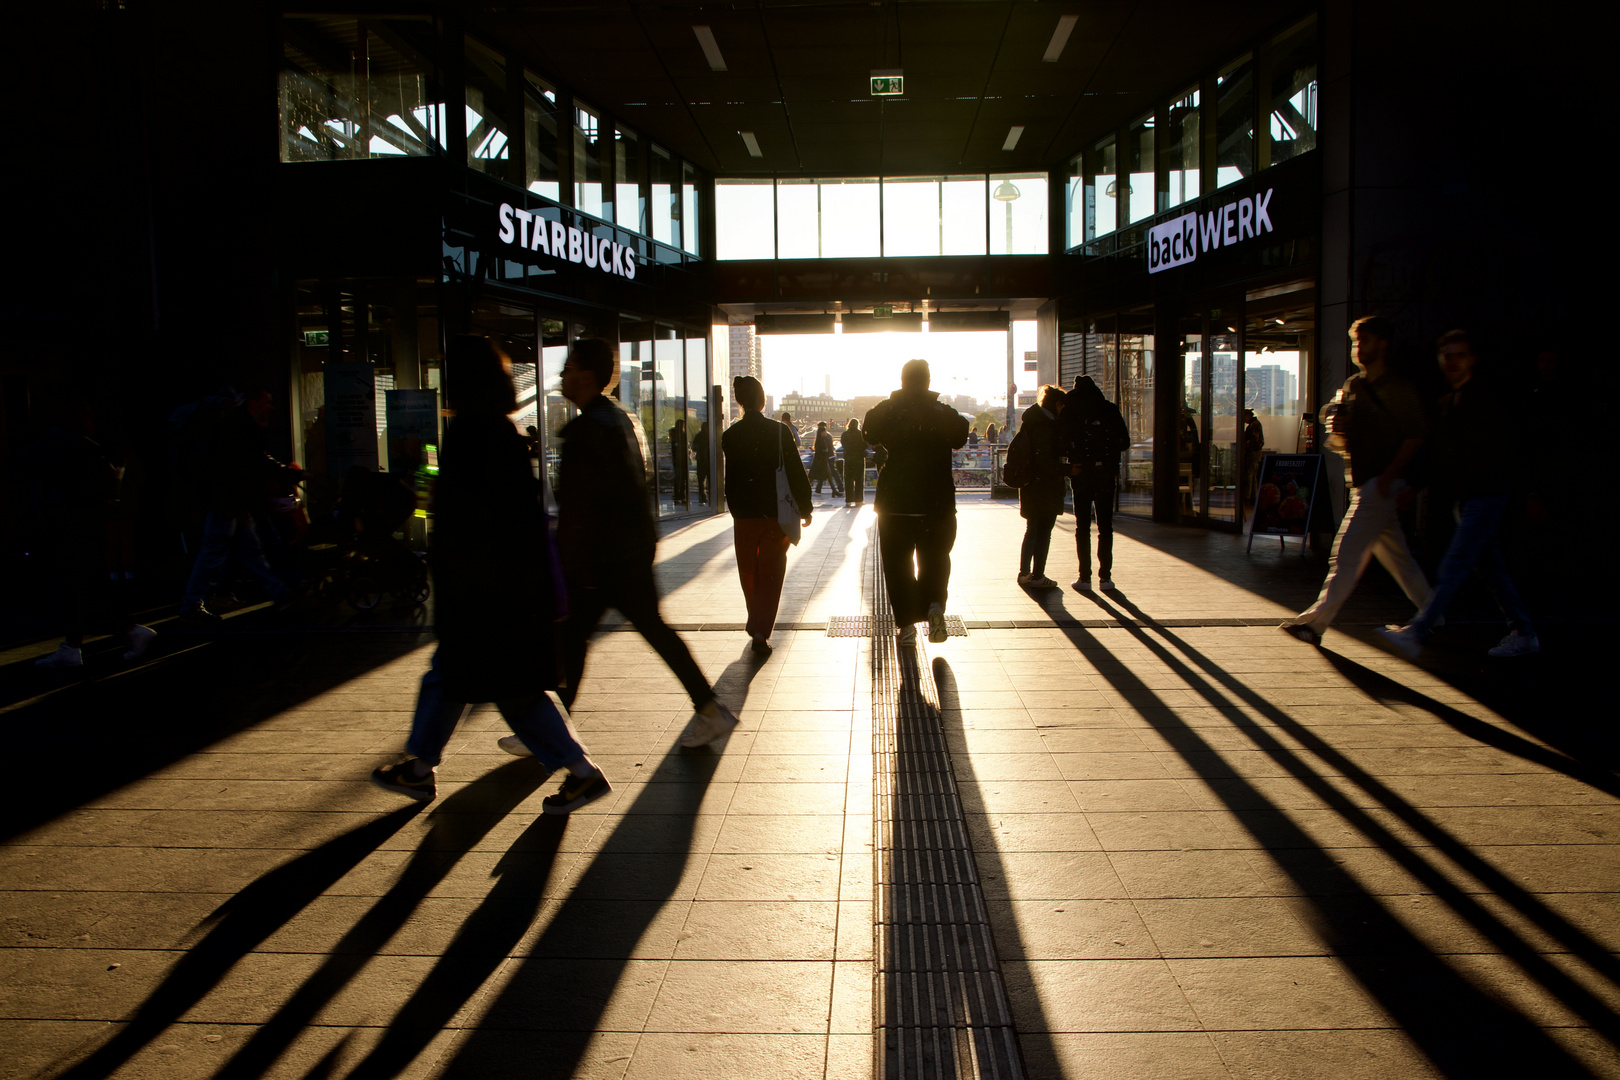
[840, 418, 867, 506]
[1016, 385, 1068, 588]
[372, 335, 609, 815]
[809, 420, 842, 496]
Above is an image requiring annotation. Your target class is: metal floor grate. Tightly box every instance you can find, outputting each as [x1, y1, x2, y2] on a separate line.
[828, 615, 968, 638]
[868, 532, 1024, 1079]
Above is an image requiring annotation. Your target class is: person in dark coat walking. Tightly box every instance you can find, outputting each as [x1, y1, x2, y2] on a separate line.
[841, 418, 867, 505]
[555, 338, 741, 748]
[1060, 375, 1131, 591]
[1015, 385, 1068, 588]
[722, 376, 812, 654]
[694, 420, 711, 504]
[669, 418, 689, 505]
[809, 421, 842, 496]
[863, 359, 970, 645]
[371, 336, 608, 813]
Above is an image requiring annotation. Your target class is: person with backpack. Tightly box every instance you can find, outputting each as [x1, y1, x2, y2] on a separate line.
[1007, 385, 1068, 589]
[1280, 316, 1433, 644]
[1059, 375, 1131, 591]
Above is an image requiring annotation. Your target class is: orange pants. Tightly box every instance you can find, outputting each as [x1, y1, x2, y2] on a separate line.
[733, 517, 791, 639]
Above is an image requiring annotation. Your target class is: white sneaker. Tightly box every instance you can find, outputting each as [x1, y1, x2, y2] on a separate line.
[1488, 631, 1540, 658]
[681, 700, 740, 748]
[1375, 624, 1423, 661]
[898, 625, 918, 646]
[35, 644, 83, 669]
[927, 603, 948, 643]
[497, 735, 534, 757]
[123, 625, 157, 661]
[1072, 578, 1093, 592]
[1099, 579, 1115, 591]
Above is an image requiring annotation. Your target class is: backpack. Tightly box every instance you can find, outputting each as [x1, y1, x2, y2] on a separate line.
[1002, 427, 1034, 488]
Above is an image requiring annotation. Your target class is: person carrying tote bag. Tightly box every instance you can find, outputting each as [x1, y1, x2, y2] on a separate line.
[723, 375, 812, 654]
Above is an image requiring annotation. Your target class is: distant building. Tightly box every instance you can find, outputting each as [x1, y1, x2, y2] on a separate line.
[1246, 364, 1299, 414]
[727, 325, 762, 421]
[780, 391, 852, 430]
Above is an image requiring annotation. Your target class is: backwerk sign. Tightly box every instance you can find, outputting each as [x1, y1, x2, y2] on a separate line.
[1147, 187, 1274, 274]
[496, 202, 640, 280]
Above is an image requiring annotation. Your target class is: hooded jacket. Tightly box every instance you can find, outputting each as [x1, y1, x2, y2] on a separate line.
[1059, 376, 1130, 480]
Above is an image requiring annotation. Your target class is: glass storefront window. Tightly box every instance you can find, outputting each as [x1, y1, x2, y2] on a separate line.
[1216, 55, 1255, 189]
[1065, 155, 1082, 249]
[716, 179, 775, 259]
[280, 16, 444, 162]
[1165, 88, 1200, 208]
[820, 179, 881, 258]
[653, 333, 685, 513]
[617, 329, 656, 504]
[615, 128, 644, 233]
[989, 173, 1047, 254]
[883, 177, 944, 257]
[1206, 326, 1240, 523]
[1125, 113, 1156, 223]
[1178, 318, 1204, 519]
[1117, 313, 1154, 516]
[942, 176, 987, 255]
[1086, 137, 1116, 239]
[573, 102, 605, 218]
[524, 71, 561, 200]
[1269, 18, 1318, 165]
[776, 179, 819, 258]
[685, 332, 709, 504]
[463, 38, 512, 183]
[651, 145, 677, 247]
[682, 162, 701, 256]
[539, 318, 569, 506]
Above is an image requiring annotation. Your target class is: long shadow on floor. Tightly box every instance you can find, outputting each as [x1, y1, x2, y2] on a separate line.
[380, 648, 770, 1080]
[47, 802, 429, 1080]
[6, 631, 431, 842]
[1063, 587, 1617, 1076]
[929, 655, 1056, 1076]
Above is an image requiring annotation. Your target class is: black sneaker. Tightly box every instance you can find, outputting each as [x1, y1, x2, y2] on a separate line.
[179, 604, 223, 626]
[371, 760, 436, 801]
[542, 768, 611, 815]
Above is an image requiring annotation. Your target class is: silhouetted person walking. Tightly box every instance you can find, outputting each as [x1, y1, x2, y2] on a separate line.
[722, 376, 811, 654]
[371, 336, 607, 812]
[809, 420, 842, 496]
[694, 420, 711, 504]
[669, 417, 689, 505]
[1282, 316, 1433, 644]
[556, 338, 740, 747]
[864, 359, 970, 645]
[1014, 385, 1068, 589]
[841, 417, 867, 505]
[178, 388, 294, 622]
[1377, 330, 1539, 659]
[1060, 375, 1130, 590]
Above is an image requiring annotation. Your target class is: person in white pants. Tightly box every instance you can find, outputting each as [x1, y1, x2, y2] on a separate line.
[1282, 316, 1433, 644]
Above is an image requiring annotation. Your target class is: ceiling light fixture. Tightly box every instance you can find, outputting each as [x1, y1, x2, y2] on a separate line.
[693, 25, 727, 72]
[1002, 125, 1025, 151]
[1042, 15, 1079, 62]
[740, 131, 763, 157]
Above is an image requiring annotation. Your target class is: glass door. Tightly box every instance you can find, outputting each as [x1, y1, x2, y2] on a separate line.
[1178, 315, 1204, 519]
[1179, 300, 1245, 526]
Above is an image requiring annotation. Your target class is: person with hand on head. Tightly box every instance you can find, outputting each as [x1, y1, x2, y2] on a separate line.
[554, 337, 741, 748]
[862, 359, 971, 645]
[1280, 316, 1433, 645]
[371, 335, 607, 813]
[722, 375, 812, 655]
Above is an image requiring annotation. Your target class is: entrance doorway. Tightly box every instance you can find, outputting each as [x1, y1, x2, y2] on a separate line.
[1178, 302, 1242, 525]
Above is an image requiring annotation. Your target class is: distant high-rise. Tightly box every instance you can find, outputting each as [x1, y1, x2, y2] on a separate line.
[727, 324, 762, 421]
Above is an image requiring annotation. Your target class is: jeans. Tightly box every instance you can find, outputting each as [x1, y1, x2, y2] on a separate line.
[1408, 495, 1534, 639]
[1072, 475, 1116, 580]
[561, 564, 714, 711]
[844, 457, 864, 503]
[1289, 481, 1432, 632]
[182, 510, 292, 608]
[1020, 514, 1057, 576]
[878, 512, 957, 625]
[406, 649, 586, 770]
[733, 517, 791, 639]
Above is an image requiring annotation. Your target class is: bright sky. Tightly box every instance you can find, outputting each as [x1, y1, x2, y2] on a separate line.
[755, 321, 1039, 406]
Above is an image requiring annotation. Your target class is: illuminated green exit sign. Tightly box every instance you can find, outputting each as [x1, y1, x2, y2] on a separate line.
[870, 75, 904, 96]
[873, 304, 893, 319]
[303, 329, 330, 347]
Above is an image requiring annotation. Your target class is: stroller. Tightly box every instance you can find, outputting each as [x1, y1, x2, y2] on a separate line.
[317, 469, 429, 610]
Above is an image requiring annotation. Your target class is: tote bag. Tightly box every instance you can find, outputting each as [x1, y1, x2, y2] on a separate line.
[775, 424, 802, 545]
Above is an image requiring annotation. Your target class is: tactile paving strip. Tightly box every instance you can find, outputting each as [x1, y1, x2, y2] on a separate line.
[827, 615, 968, 638]
[868, 531, 1024, 1080]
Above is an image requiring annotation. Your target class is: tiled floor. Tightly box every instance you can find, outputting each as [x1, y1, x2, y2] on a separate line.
[4, 493, 1617, 1079]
